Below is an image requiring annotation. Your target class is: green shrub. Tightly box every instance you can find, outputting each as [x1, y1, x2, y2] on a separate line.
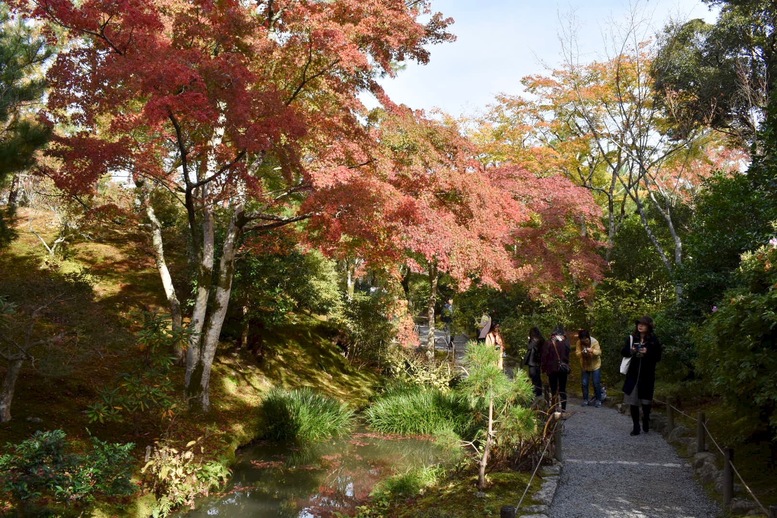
[258, 387, 354, 442]
[85, 311, 183, 424]
[141, 439, 230, 518]
[0, 430, 135, 506]
[383, 348, 459, 392]
[692, 244, 777, 438]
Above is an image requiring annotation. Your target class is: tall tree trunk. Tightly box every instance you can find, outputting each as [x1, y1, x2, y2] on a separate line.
[240, 304, 250, 349]
[185, 201, 215, 398]
[141, 191, 184, 360]
[0, 357, 24, 423]
[346, 260, 356, 301]
[190, 205, 243, 412]
[426, 263, 439, 354]
[7, 174, 21, 209]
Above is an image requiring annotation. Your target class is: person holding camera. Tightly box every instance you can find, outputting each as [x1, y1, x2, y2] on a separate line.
[621, 316, 662, 436]
[575, 329, 602, 407]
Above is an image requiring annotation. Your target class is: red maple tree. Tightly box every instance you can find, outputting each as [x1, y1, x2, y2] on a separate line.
[11, 0, 453, 411]
[308, 107, 606, 348]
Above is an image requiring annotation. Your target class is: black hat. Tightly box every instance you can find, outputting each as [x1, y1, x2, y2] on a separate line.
[635, 316, 653, 326]
[552, 324, 565, 336]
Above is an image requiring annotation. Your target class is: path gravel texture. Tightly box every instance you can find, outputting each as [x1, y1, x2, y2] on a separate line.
[544, 396, 721, 518]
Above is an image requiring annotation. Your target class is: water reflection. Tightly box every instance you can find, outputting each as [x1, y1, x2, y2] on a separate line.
[183, 432, 456, 518]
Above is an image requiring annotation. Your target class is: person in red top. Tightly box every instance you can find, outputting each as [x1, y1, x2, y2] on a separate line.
[541, 324, 570, 412]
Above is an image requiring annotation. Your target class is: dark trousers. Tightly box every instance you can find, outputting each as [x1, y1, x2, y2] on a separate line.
[548, 372, 568, 411]
[528, 365, 543, 397]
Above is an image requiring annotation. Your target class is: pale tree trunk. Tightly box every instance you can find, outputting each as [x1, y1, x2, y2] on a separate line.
[0, 357, 24, 423]
[346, 260, 356, 301]
[425, 263, 439, 354]
[647, 188, 684, 301]
[478, 392, 494, 490]
[185, 195, 215, 393]
[139, 185, 185, 361]
[188, 204, 243, 412]
[145, 205, 183, 331]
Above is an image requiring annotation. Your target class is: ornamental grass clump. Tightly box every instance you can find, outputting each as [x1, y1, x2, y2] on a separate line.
[365, 387, 471, 438]
[259, 387, 354, 442]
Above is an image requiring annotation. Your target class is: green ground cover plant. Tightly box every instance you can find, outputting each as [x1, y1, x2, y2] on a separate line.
[0, 429, 135, 515]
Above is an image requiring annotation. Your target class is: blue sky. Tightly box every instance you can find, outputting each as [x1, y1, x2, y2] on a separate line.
[378, 0, 719, 116]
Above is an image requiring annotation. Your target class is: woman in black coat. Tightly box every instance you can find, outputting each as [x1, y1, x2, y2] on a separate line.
[524, 327, 544, 398]
[542, 324, 570, 412]
[621, 316, 662, 436]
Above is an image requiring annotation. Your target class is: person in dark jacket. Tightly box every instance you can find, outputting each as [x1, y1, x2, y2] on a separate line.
[524, 327, 544, 398]
[542, 324, 570, 412]
[621, 315, 662, 436]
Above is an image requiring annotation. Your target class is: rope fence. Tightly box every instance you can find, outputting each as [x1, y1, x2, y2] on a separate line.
[501, 410, 563, 518]
[654, 397, 776, 518]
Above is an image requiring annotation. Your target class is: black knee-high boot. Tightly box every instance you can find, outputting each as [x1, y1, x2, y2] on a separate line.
[642, 404, 651, 433]
[630, 405, 640, 435]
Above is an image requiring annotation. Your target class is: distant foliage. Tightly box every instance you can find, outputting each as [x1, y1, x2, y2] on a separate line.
[0, 430, 135, 507]
[258, 388, 354, 442]
[232, 246, 343, 329]
[693, 243, 777, 438]
[337, 291, 400, 366]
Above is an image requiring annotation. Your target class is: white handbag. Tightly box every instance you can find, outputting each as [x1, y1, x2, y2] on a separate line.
[619, 336, 632, 375]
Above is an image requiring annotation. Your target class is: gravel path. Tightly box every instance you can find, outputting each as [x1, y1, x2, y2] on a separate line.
[546, 396, 721, 518]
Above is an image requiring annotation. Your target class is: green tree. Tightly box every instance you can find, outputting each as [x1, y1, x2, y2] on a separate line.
[679, 173, 775, 318]
[0, 6, 51, 245]
[652, 0, 777, 148]
[692, 243, 777, 444]
[458, 343, 535, 490]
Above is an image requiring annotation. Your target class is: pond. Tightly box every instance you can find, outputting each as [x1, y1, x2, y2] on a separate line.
[182, 432, 458, 517]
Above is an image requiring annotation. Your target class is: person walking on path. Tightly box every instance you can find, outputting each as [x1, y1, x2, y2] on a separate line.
[542, 324, 570, 412]
[548, 397, 721, 517]
[485, 323, 505, 369]
[476, 310, 491, 343]
[622, 315, 662, 436]
[524, 326, 544, 398]
[575, 329, 602, 407]
[440, 298, 454, 348]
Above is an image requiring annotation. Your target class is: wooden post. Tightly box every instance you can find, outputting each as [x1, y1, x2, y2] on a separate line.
[500, 506, 517, 518]
[554, 420, 563, 461]
[667, 398, 674, 431]
[723, 448, 734, 506]
[697, 412, 706, 453]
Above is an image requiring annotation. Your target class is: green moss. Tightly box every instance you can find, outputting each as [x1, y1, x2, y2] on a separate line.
[362, 470, 539, 518]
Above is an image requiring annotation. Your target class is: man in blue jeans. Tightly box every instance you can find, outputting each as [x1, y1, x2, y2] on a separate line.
[575, 329, 602, 407]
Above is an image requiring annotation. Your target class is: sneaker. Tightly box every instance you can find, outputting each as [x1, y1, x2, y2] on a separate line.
[581, 400, 589, 407]
[594, 400, 602, 408]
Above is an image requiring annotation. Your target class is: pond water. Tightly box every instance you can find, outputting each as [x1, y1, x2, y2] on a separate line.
[182, 432, 457, 517]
